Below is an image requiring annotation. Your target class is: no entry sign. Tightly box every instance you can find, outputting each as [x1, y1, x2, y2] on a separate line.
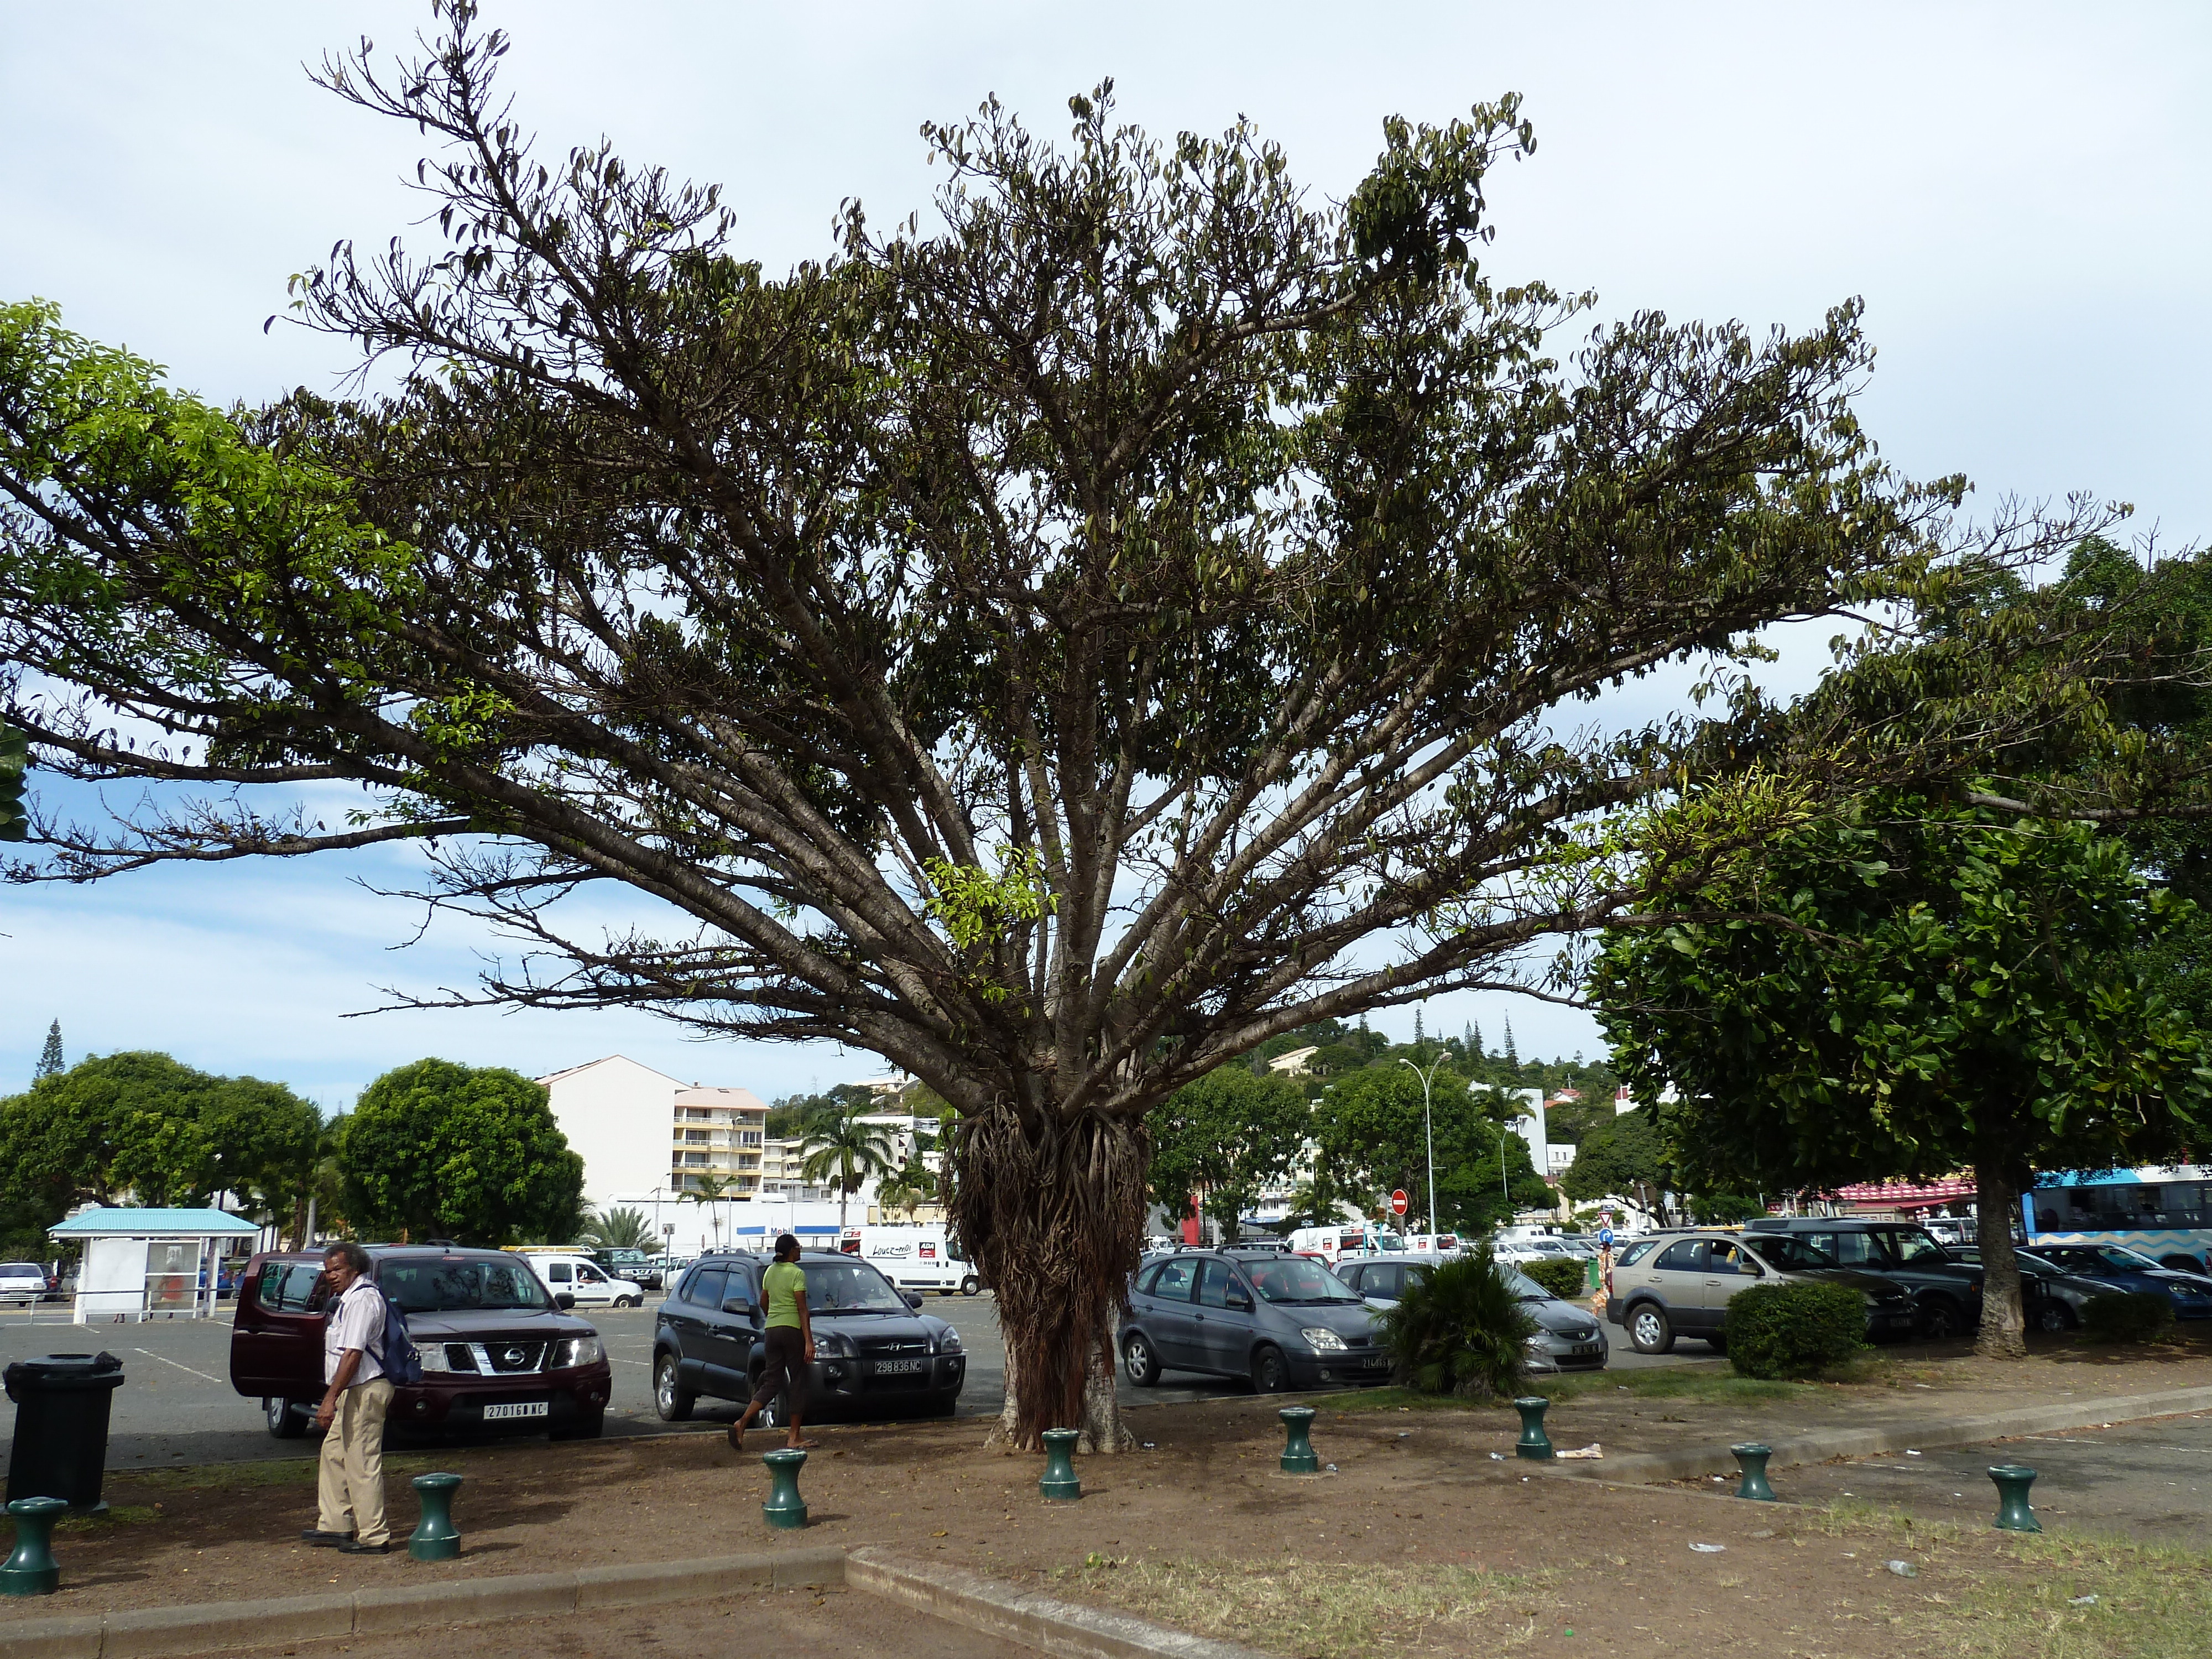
[1389, 1190, 1409, 1217]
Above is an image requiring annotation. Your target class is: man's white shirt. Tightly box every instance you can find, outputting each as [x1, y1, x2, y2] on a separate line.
[324, 1277, 387, 1385]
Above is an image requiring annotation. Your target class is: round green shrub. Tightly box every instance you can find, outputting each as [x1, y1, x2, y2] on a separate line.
[1378, 1251, 1538, 1400]
[1521, 1258, 1588, 1301]
[2080, 1290, 2176, 1344]
[1722, 1281, 1865, 1379]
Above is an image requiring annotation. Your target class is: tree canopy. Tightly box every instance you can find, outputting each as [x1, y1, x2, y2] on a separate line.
[1146, 1066, 1311, 1242]
[339, 1057, 583, 1246]
[1311, 1063, 1551, 1234]
[0, 7, 2153, 1442]
[1591, 795, 2212, 1355]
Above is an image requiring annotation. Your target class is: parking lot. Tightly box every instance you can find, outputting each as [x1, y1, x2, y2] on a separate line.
[0, 1289, 1694, 1465]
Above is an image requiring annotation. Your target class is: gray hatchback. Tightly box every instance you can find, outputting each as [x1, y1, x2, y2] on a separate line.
[1337, 1257, 1610, 1373]
[1121, 1250, 1391, 1392]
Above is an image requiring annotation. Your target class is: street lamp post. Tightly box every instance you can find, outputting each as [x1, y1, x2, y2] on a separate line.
[1396, 1054, 1446, 1238]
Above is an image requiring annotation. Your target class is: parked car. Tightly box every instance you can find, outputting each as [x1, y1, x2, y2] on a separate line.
[1743, 1217, 1985, 1339]
[591, 1248, 664, 1291]
[508, 1250, 647, 1308]
[1605, 1229, 1916, 1354]
[1121, 1248, 1390, 1392]
[1336, 1256, 1610, 1373]
[230, 1246, 613, 1441]
[854, 1225, 984, 1296]
[2023, 1243, 2212, 1319]
[1944, 1245, 2129, 1332]
[0, 1262, 46, 1306]
[651, 1250, 965, 1424]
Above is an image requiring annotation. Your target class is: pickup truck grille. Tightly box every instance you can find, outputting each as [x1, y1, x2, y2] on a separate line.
[441, 1341, 548, 1375]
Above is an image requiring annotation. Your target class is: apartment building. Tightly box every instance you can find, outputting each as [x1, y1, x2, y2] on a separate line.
[537, 1056, 771, 1211]
[669, 1084, 771, 1196]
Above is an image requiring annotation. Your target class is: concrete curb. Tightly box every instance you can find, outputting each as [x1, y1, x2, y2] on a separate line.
[0, 1548, 846, 1659]
[848, 1548, 1276, 1659]
[1541, 1382, 2212, 1485]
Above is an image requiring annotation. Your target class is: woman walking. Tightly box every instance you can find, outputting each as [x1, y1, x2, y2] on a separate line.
[730, 1233, 818, 1451]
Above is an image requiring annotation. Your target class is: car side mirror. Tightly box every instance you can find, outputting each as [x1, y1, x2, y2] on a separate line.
[555, 1292, 576, 1311]
[905, 1292, 925, 1310]
[723, 1297, 758, 1317]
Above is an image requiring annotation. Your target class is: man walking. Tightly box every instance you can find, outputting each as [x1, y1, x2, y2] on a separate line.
[302, 1242, 393, 1554]
[728, 1233, 817, 1452]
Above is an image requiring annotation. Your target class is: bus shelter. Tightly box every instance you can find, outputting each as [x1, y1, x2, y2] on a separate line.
[48, 1208, 262, 1322]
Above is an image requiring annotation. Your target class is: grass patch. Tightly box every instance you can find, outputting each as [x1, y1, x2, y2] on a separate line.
[1056, 1556, 1557, 1656]
[1306, 1369, 1813, 1415]
[1812, 1505, 2212, 1658]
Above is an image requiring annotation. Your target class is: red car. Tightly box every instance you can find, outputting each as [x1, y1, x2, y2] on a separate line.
[231, 1245, 614, 1441]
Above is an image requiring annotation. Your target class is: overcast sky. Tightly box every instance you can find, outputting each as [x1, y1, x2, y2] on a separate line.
[3, 3, 2208, 1110]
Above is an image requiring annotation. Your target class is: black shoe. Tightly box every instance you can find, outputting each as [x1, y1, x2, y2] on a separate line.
[338, 1538, 391, 1555]
[301, 1529, 353, 1546]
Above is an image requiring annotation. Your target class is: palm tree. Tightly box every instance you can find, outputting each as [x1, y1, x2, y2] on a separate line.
[683, 1173, 732, 1248]
[580, 1205, 653, 1251]
[798, 1106, 897, 1227]
[874, 1159, 935, 1222]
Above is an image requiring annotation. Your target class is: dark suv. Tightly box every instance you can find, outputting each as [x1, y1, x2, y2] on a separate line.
[651, 1251, 965, 1423]
[1744, 1218, 1984, 1338]
[231, 1246, 614, 1441]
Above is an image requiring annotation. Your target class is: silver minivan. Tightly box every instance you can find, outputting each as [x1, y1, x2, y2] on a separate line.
[1120, 1249, 1391, 1392]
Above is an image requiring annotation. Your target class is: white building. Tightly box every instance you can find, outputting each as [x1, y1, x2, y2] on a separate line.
[1546, 1142, 1578, 1177]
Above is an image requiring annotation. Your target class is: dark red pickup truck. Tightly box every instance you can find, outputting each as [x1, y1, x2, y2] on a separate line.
[231, 1244, 614, 1441]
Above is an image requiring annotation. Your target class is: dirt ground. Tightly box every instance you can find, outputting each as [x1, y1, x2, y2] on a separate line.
[8, 1333, 2212, 1657]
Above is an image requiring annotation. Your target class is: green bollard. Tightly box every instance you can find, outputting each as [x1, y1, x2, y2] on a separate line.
[1989, 1464, 2042, 1532]
[1040, 1428, 1082, 1501]
[1279, 1407, 1319, 1475]
[761, 1448, 809, 1529]
[1, 1496, 68, 1597]
[1512, 1396, 1554, 1460]
[408, 1473, 463, 1562]
[1730, 1443, 1777, 1502]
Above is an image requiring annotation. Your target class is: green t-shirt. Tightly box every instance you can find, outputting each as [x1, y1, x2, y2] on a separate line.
[763, 1260, 807, 1329]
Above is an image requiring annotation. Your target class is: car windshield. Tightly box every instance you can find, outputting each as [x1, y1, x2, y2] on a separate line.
[1885, 1230, 1952, 1265]
[800, 1260, 910, 1312]
[380, 1258, 550, 1313]
[2091, 1245, 2166, 1274]
[1503, 1266, 1553, 1300]
[1248, 1258, 1363, 1305]
[1746, 1237, 1839, 1272]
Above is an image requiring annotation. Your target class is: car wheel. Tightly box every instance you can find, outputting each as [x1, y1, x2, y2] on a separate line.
[961, 1275, 982, 1297]
[265, 1396, 307, 1440]
[2036, 1301, 2075, 1333]
[1122, 1330, 1162, 1388]
[653, 1352, 696, 1422]
[1917, 1296, 1964, 1341]
[2159, 1254, 2206, 1274]
[1705, 1332, 1728, 1354]
[552, 1408, 606, 1441]
[1250, 1344, 1291, 1394]
[1627, 1303, 1674, 1355]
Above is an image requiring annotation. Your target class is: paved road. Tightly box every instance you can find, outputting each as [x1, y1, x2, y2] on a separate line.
[1776, 1409, 2212, 1546]
[0, 1292, 1685, 1468]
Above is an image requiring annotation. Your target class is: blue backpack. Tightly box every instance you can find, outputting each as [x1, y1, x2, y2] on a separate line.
[373, 1288, 425, 1386]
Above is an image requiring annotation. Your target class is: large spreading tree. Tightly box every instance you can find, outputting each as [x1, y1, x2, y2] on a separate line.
[0, 8, 2136, 1443]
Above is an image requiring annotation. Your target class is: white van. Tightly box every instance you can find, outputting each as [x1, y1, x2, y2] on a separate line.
[508, 1249, 645, 1308]
[857, 1225, 982, 1296]
[1287, 1225, 1405, 1264]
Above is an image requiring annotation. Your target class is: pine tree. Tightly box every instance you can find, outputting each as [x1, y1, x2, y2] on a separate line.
[1503, 1016, 1519, 1067]
[1467, 1020, 1483, 1059]
[1413, 1009, 1426, 1055]
[34, 1019, 62, 1082]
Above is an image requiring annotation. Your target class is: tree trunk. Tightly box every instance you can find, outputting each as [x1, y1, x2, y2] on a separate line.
[1973, 1146, 2028, 1359]
[954, 1097, 1146, 1452]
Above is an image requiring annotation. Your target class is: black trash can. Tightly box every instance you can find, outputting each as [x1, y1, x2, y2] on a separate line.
[4, 1352, 127, 1512]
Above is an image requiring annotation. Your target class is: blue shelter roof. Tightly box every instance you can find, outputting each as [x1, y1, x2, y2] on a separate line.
[49, 1207, 262, 1238]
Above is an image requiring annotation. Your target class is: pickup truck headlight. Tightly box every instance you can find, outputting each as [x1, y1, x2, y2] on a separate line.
[935, 1328, 963, 1355]
[1300, 1327, 1347, 1352]
[551, 1336, 603, 1369]
[416, 1344, 452, 1372]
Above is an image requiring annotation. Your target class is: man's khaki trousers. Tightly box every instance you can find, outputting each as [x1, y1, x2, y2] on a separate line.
[316, 1376, 395, 1545]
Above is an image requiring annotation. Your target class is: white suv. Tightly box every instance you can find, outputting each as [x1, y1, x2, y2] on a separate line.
[522, 1252, 645, 1308]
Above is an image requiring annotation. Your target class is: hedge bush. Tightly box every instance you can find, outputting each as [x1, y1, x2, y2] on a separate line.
[1722, 1281, 1865, 1379]
[2081, 1290, 2176, 1344]
[1520, 1258, 1588, 1301]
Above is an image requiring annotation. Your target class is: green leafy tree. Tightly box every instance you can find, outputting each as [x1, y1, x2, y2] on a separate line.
[797, 1104, 898, 1227]
[1146, 1068, 1311, 1244]
[1558, 1110, 1666, 1213]
[340, 1058, 583, 1246]
[1592, 797, 2212, 1358]
[0, 13, 2127, 1446]
[874, 1157, 937, 1220]
[1313, 1065, 1550, 1235]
